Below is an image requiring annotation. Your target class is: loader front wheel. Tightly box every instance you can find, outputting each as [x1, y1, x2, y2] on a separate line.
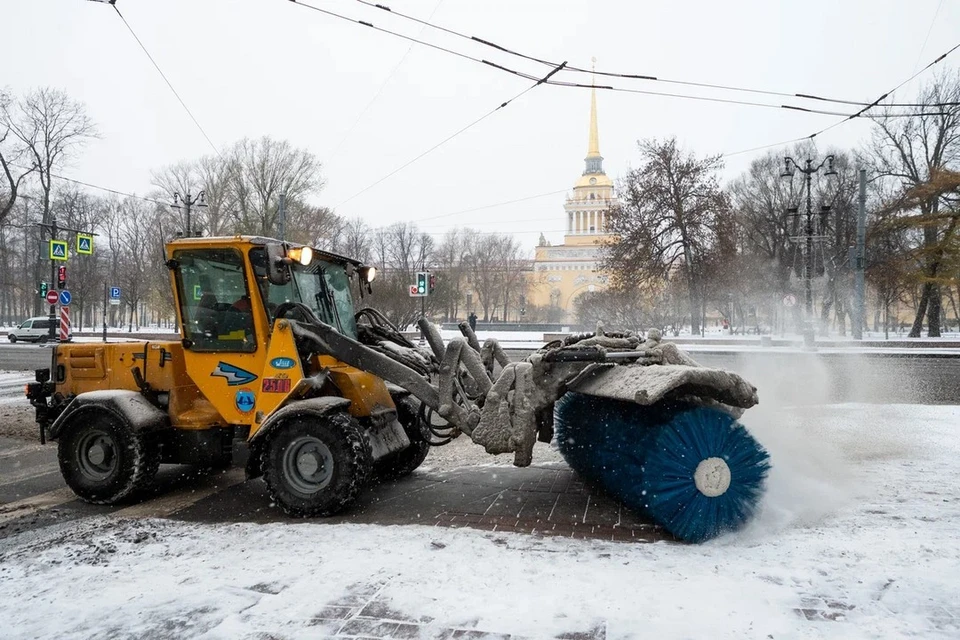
[58, 411, 159, 505]
[262, 413, 372, 517]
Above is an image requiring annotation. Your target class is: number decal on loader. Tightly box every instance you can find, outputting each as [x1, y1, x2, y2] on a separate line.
[262, 378, 292, 393]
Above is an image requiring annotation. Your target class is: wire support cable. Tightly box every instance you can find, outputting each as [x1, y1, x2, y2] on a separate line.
[105, 3, 221, 157]
[333, 62, 567, 208]
[349, 0, 960, 110]
[721, 40, 960, 158]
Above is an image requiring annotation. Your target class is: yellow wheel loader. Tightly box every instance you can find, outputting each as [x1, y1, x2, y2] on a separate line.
[27, 235, 769, 541]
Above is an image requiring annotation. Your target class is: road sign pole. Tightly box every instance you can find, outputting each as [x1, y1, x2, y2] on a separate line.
[48, 219, 58, 342]
[103, 283, 108, 343]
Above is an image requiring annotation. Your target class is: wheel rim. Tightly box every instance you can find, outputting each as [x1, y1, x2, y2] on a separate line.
[282, 436, 334, 494]
[76, 429, 119, 481]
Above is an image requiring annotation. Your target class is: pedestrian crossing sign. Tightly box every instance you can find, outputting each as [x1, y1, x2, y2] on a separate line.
[77, 234, 93, 255]
[49, 240, 68, 261]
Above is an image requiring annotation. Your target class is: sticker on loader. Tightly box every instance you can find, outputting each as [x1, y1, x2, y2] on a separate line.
[211, 362, 258, 386]
[269, 357, 296, 369]
[235, 389, 256, 412]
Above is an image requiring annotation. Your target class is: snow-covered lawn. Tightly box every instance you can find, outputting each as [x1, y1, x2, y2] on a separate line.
[1, 403, 958, 639]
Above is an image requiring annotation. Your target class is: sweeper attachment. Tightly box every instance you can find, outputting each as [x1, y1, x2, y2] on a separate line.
[300, 313, 770, 543]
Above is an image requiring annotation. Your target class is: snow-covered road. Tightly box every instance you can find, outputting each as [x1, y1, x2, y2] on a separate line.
[1, 404, 958, 639]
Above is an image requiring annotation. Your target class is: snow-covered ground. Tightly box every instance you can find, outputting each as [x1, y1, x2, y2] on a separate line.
[1, 403, 958, 639]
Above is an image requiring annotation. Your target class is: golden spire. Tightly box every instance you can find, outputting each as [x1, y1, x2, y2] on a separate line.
[587, 56, 601, 159]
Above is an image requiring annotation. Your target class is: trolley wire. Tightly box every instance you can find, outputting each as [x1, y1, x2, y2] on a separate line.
[326, 0, 446, 161]
[99, 2, 222, 157]
[721, 41, 960, 158]
[333, 62, 567, 209]
[349, 0, 960, 110]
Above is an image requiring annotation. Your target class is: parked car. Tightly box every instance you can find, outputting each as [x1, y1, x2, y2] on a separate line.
[7, 316, 71, 343]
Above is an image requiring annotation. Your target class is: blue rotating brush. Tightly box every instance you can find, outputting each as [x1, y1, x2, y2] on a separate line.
[555, 392, 770, 543]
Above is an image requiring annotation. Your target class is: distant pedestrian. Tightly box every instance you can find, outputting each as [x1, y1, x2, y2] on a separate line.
[468, 312, 477, 331]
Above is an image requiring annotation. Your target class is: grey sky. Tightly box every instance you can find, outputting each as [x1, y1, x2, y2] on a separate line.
[4, 0, 959, 248]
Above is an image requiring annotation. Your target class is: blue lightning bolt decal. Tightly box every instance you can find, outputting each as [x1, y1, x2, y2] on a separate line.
[211, 362, 258, 386]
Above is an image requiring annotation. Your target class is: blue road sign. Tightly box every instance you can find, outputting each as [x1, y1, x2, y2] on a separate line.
[110, 287, 121, 299]
[59, 290, 72, 306]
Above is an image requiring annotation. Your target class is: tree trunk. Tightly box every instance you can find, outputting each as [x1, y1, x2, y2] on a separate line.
[928, 283, 942, 337]
[908, 283, 930, 337]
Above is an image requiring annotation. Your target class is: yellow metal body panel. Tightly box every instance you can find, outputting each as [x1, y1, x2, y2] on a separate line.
[248, 319, 305, 439]
[327, 368, 394, 419]
[56, 342, 179, 397]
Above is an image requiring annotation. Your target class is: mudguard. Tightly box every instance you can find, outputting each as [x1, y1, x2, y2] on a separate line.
[48, 390, 169, 440]
[249, 396, 353, 446]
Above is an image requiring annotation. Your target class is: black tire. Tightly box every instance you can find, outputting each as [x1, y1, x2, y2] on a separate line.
[7, 335, 16, 343]
[375, 396, 431, 482]
[37, 335, 48, 344]
[261, 412, 372, 517]
[57, 411, 160, 505]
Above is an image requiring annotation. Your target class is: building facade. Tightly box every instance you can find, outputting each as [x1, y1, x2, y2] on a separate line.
[527, 86, 619, 322]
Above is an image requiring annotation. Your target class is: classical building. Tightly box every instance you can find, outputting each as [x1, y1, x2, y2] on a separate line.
[526, 86, 619, 322]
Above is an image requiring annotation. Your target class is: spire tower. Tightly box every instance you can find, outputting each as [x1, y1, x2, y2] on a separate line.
[584, 57, 603, 175]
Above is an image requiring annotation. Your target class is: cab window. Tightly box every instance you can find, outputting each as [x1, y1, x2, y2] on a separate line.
[174, 248, 256, 352]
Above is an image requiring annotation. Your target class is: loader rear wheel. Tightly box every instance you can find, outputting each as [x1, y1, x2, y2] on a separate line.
[262, 413, 372, 517]
[375, 396, 430, 482]
[58, 412, 160, 505]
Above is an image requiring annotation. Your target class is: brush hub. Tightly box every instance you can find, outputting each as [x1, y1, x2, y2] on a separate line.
[694, 457, 731, 497]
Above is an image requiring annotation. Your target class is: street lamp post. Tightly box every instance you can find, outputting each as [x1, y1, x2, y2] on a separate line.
[172, 191, 206, 237]
[781, 155, 837, 347]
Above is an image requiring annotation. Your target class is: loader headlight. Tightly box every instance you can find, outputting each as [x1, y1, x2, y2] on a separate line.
[359, 266, 377, 283]
[288, 246, 313, 266]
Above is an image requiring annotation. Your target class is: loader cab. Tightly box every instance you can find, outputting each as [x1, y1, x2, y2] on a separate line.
[170, 238, 371, 351]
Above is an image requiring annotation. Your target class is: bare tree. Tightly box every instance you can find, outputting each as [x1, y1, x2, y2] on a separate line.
[0, 90, 36, 225]
[231, 137, 323, 236]
[604, 137, 728, 335]
[868, 70, 960, 337]
[0, 88, 97, 226]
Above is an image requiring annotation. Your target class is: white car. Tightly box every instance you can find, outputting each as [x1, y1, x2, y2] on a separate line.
[7, 316, 72, 343]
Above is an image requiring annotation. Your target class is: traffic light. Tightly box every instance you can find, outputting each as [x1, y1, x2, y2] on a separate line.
[416, 272, 428, 295]
[428, 273, 437, 293]
[57, 266, 67, 289]
[39, 281, 48, 298]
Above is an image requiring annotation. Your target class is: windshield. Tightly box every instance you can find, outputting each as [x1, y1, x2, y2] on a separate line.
[250, 248, 358, 339]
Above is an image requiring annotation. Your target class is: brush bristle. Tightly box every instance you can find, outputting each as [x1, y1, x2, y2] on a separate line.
[555, 392, 770, 543]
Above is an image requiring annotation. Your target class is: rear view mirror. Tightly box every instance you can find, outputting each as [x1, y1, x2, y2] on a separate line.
[265, 243, 291, 285]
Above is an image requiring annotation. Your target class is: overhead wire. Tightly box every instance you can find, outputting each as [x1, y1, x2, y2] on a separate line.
[349, 0, 960, 110]
[333, 62, 568, 209]
[103, 2, 222, 157]
[913, 0, 945, 72]
[325, 0, 446, 161]
[721, 40, 960, 158]
[298, 0, 952, 119]
[9, 162, 166, 206]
